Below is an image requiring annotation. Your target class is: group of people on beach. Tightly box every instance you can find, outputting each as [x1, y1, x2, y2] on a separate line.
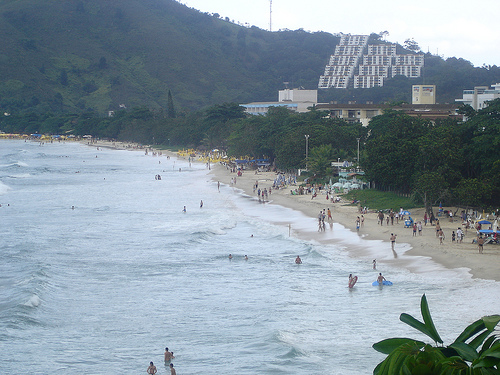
[147, 347, 176, 374]
[317, 208, 333, 232]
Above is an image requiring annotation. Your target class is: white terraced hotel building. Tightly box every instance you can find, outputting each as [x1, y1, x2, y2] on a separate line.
[318, 34, 424, 89]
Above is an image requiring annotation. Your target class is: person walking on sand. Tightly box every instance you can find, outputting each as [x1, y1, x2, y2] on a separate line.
[457, 228, 464, 243]
[390, 233, 397, 250]
[435, 222, 441, 237]
[327, 208, 332, 221]
[478, 235, 484, 254]
[378, 211, 384, 225]
[147, 361, 157, 374]
[438, 229, 445, 244]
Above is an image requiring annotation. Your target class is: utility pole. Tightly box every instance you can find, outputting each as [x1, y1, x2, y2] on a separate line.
[356, 137, 360, 171]
[305, 134, 310, 170]
[269, 0, 272, 31]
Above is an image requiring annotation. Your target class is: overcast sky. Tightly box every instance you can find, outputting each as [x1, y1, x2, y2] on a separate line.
[181, 0, 499, 69]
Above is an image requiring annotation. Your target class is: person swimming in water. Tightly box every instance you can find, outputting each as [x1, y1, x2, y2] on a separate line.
[295, 256, 302, 264]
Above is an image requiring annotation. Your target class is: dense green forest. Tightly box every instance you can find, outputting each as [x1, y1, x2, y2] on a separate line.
[2, 99, 499, 208]
[1, 0, 499, 115]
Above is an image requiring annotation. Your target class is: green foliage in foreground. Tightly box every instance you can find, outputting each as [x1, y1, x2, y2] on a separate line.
[373, 294, 500, 374]
[344, 190, 417, 212]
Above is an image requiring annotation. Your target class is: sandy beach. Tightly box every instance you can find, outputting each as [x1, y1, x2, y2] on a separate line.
[209, 165, 500, 282]
[81, 138, 499, 282]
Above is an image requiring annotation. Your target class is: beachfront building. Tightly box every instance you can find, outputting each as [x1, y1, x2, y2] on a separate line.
[315, 102, 460, 127]
[242, 88, 318, 115]
[318, 34, 424, 89]
[412, 85, 436, 104]
[455, 83, 500, 110]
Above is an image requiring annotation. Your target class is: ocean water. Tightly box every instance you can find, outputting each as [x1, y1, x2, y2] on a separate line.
[1, 139, 499, 375]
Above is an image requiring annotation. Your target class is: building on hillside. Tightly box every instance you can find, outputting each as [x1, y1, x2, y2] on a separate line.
[412, 85, 436, 104]
[318, 34, 424, 89]
[318, 34, 368, 89]
[242, 88, 318, 115]
[455, 83, 500, 110]
[315, 102, 460, 127]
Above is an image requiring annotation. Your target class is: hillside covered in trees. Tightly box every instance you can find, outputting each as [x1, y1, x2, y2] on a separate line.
[1, 0, 500, 115]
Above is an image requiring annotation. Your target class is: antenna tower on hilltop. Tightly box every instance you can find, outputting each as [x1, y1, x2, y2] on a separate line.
[269, 0, 272, 31]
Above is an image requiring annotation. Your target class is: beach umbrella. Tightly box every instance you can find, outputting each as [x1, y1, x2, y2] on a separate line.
[478, 220, 491, 225]
[403, 210, 411, 216]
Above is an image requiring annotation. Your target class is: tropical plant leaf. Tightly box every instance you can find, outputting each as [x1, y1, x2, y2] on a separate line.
[471, 356, 500, 369]
[480, 336, 500, 354]
[449, 342, 479, 362]
[420, 294, 443, 344]
[374, 295, 500, 374]
[480, 336, 498, 352]
[483, 315, 500, 331]
[469, 329, 494, 350]
[400, 313, 436, 342]
[480, 341, 500, 359]
[373, 338, 424, 354]
[454, 319, 486, 344]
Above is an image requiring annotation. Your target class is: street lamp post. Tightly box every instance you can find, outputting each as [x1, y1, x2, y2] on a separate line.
[356, 137, 360, 171]
[304, 134, 310, 170]
[337, 157, 340, 176]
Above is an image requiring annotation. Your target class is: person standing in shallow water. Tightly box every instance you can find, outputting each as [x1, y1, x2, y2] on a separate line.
[164, 347, 173, 362]
[390, 233, 397, 250]
[170, 363, 176, 375]
[295, 256, 302, 264]
[147, 361, 157, 374]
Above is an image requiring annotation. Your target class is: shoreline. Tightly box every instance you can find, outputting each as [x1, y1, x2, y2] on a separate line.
[32, 138, 498, 282]
[208, 164, 500, 282]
